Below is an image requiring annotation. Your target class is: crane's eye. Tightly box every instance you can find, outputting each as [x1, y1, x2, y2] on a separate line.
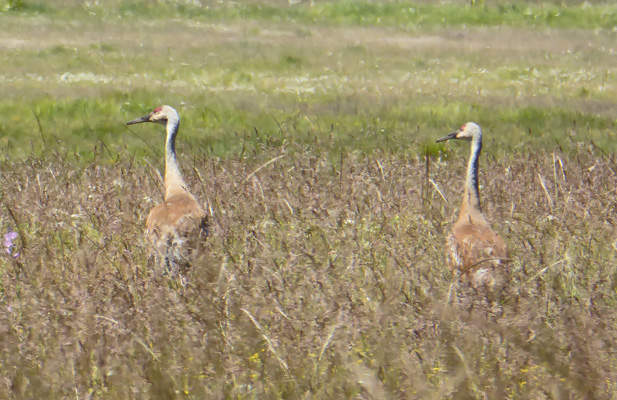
[460, 124, 466, 130]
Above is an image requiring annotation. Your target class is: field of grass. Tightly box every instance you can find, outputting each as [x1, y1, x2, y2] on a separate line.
[2, 0, 617, 398]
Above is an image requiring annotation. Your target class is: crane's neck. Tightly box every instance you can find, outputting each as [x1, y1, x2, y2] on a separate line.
[164, 116, 188, 199]
[460, 134, 482, 215]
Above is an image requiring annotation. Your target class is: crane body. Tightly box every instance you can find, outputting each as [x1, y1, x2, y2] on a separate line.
[127, 105, 208, 271]
[437, 122, 508, 287]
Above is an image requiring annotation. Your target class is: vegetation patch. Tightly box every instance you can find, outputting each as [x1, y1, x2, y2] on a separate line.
[1, 142, 617, 398]
[1, 1, 617, 398]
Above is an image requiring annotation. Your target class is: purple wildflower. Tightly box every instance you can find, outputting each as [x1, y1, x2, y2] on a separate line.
[4, 229, 19, 258]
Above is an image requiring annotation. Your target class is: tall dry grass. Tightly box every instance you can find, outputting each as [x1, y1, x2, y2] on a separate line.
[1, 140, 617, 398]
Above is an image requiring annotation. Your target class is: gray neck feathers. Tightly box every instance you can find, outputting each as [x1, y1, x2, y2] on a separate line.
[465, 134, 482, 212]
[166, 117, 179, 161]
[164, 115, 187, 198]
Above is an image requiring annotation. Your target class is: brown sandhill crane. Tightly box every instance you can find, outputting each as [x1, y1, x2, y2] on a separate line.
[436, 122, 508, 287]
[127, 105, 208, 270]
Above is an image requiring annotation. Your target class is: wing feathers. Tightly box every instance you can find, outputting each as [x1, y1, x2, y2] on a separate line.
[447, 214, 508, 287]
[146, 193, 208, 266]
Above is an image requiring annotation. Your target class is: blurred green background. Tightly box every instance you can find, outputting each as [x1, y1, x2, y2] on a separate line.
[1, 0, 616, 161]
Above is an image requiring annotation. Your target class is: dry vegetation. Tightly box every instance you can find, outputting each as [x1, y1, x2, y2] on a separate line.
[2, 139, 617, 398]
[2, 0, 617, 398]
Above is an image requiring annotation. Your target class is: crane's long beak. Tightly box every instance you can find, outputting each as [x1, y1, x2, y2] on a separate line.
[436, 130, 460, 143]
[126, 114, 151, 125]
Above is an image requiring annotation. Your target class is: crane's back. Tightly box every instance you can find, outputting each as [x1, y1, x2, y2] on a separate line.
[146, 193, 208, 269]
[447, 215, 508, 287]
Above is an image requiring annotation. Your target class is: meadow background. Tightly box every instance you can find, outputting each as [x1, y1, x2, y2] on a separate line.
[2, 0, 617, 398]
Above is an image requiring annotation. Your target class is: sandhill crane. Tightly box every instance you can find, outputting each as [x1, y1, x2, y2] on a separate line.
[436, 122, 508, 288]
[127, 105, 208, 271]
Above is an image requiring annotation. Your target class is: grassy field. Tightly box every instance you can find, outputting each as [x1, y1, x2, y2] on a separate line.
[2, 0, 617, 398]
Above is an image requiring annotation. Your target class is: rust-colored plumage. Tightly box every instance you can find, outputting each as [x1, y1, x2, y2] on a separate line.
[437, 122, 508, 287]
[127, 105, 207, 270]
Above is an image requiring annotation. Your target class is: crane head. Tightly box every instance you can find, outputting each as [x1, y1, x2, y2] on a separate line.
[436, 122, 482, 143]
[126, 105, 178, 127]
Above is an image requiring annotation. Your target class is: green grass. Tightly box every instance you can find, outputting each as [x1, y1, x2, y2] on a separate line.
[7, 1, 617, 30]
[1, 1, 617, 160]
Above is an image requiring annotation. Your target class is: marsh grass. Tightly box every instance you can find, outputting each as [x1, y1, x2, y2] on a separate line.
[7, 1, 617, 30]
[2, 0, 617, 398]
[2, 1, 617, 158]
[2, 137, 617, 398]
